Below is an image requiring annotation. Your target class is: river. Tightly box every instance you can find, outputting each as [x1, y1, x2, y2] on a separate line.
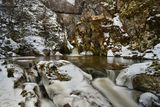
[0, 56, 148, 107]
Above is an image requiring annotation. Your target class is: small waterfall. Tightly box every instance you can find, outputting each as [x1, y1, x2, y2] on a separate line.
[70, 48, 79, 56]
[93, 78, 139, 107]
[105, 70, 115, 81]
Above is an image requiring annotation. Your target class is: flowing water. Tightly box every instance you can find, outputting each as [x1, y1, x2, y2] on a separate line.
[0, 56, 147, 107]
[93, 78, 139, 107]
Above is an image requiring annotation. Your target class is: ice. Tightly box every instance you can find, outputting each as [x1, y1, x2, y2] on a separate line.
[37, 60, 111, 107]
[66, 0, 75, 5]
[116, 62, 152, 89]
[139, 92, 160, 107]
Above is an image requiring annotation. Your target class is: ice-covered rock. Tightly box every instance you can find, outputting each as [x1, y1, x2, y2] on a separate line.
[0, 0, 65, 57]
[0, 60, 24, 107]
[20, 83, 41, 107]
[133, 61, 160, 93]
[116, 62, 152, 89]
[37, 60, 112, 107]
[139, 92, 160, 107]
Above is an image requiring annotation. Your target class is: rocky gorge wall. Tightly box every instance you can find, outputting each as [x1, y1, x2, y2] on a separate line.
[0, 0, 160, 59]
[0, 0, 66, 57]
[67, 0, 160, 58]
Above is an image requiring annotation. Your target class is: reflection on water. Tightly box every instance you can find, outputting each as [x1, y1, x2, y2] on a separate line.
[9, 56, 144, 79]
[37, 56, 143, 76]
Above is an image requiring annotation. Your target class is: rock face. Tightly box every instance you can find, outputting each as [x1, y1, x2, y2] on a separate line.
[116, 61, 160, 93]
[68, 0, 160, 58]
[0, 0, 65, 57]
[133, 73, 160, 93]
[133, 61, 160, 93]
[0, 0, 160, 58]
[117, 0, 160, 51]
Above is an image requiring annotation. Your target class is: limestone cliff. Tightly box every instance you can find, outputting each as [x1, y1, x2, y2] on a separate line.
[0, 0, 160, 59]
[0, 0, 65, 57]
[69, 0, 160, 58]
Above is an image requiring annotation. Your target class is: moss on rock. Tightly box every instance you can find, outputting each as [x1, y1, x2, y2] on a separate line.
[133, 73, 160, 93]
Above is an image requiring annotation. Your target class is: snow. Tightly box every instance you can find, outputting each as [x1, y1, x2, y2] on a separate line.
[121, 46, 133, 57]
[113, 14, 123, 28]
[22, 83, 40, 107]
[143, 52, 154, 59]
[55, 52, 63, 56]
[139, 92, 160, 107]
[24, 36, 46, 55]
[66, 0, 75, 5]
[156, 14, 160, 17]
[1, 37, 20, 50]
[7, 64, 24, 79]
[41, 99, 56, 107]
[37, 60, 111, 107]
[113, 14, 128, 37]
[0, 60, 24, 107]
[106, 43, 160, 59]
[104, 33, 109, 38]
[152, 43, 160, 59]
[101, 2, 109, 6]
[143, 43, 160, 59]
[0, 0, 65, 57]
[116, 62, 152, 89]
[80, 51, 93, 56]
[147, 14, 160, 20]
[107, 50, 114, 57]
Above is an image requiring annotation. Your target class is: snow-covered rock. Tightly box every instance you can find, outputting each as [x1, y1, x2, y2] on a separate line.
[20, 83, 41, 107]
[143, 43, 160, 60]
[66, 0, 75, 5]
[37, 60, 112, 107]
[139, 92, 160, 107]
[116, 62, 152, 89]
[0, 60, 24, 107]
[0, 0, 65, 57]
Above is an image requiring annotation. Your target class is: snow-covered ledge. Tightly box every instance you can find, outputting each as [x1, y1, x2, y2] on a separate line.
[66, 0, 75, 5]
[116, 62, 152, 89]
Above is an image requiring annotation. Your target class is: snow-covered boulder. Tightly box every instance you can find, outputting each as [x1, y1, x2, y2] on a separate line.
[37, 60, 112, 107]
[133, 61, 160, 93]
[139, 92, 160, 107]
[116, 62, 152, 89]
[116, 61, 160, 93]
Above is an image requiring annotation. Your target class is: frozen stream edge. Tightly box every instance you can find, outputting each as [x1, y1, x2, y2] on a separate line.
[0, 59, 140, 107]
